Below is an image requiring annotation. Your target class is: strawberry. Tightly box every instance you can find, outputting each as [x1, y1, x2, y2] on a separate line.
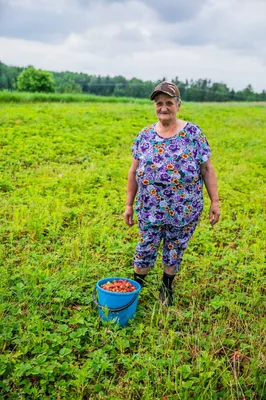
[101, 279, 137, 293]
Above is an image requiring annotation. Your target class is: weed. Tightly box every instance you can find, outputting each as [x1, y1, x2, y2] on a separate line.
[0, 101, 265, 399]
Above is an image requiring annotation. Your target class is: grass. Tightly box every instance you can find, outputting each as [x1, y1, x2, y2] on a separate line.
[1, 91, 266, 105]
[0, 100, 265, 399]
[0, 91, 149, 104]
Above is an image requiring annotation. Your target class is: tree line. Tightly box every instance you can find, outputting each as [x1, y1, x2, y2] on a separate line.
[1, 61, 266, 102]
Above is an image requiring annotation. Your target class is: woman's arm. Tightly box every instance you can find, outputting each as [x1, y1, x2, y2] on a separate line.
[200, 159, 220, 226]
[124, 158, 139, 227]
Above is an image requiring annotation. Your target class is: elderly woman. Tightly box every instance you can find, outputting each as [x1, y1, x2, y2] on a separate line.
[124, 81, 220, 306]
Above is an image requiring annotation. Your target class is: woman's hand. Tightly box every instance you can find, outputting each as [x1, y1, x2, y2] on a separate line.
[209, 200, 220, 226]
[124, 205, 135, 227]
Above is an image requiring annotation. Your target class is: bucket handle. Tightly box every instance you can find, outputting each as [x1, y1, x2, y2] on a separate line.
[92, 286, 138, 313]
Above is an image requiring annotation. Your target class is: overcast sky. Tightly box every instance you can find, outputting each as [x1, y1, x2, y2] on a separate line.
[0, 0, 266, 91]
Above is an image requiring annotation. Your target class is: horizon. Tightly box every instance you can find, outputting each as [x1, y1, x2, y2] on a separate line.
[0, 0, 265, 93]
[1, 60, 265, 94]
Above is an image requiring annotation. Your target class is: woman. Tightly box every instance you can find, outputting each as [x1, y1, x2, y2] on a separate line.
[124, 81, 220, 306]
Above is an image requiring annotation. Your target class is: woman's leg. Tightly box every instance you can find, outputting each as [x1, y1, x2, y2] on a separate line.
[133, 222, 162, 286]
[134, 266, 151, 275]
[163, 265, 176, 275]
[160, 219, 199, 305]
[134, 266, 150, 286]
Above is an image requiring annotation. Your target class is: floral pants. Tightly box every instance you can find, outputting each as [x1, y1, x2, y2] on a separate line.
[134, 218, 199, 273]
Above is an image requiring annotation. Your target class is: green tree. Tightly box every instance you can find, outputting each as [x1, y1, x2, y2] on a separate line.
[17, 66, 55, 93]
[0, 61, 23, 90]
[242, 84, 256, 101]
[0, 74, 8, 89]
[1, 61, 266, 101]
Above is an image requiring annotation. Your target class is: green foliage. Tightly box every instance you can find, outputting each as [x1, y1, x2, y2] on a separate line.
[17, 66, 55, 93]
[0, 61, 23, 90]
[0, 101, 265, 399]
[0, 91, 149, 104]
[1, 61, 266, 101]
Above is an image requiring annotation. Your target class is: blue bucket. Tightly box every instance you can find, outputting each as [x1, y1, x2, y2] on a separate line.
[92, 277, 141, 326]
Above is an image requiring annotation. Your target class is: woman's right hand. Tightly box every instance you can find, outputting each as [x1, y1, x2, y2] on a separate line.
[124, 205, 135, 227]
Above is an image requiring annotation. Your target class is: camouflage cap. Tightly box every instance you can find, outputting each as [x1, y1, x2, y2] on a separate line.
[150, 81, 181, 101]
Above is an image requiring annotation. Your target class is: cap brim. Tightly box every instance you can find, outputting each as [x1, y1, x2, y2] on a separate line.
[150, 90, 176, 100]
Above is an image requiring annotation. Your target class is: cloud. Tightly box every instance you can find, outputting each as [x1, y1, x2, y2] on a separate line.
[0, 0, 89, 42]
[1, 35, 265, 92]
[141, 0, 209, 23]
[0, 0, 211, 43]
[1, 0, 265, 56]
[0, 0, 265, 91]
[63, 2, 157, 56]
[149, 0, 266, 62]
[75, 0, 210, 22]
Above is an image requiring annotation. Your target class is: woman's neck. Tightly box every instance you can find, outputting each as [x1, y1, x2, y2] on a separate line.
[158, 119, 178, 131]
[156, 118, 187, 138]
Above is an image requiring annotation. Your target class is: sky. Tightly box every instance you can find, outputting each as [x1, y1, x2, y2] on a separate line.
[0, 0, 266, 92]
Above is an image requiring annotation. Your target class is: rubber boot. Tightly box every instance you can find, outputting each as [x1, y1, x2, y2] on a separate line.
[159, 272, 175, 306]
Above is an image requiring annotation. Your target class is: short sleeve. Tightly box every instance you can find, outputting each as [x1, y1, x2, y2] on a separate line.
[131, 133, 142, 160]
[193, 128, 212, 165]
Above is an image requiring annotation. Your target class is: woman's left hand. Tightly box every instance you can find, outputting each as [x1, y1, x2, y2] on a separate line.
[209, 201, 220, 226]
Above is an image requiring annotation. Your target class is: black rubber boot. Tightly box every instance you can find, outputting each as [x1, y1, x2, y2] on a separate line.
[134, 272, 147, 287]
[159, 272, 175, 306]
[159, 285, 174, 306]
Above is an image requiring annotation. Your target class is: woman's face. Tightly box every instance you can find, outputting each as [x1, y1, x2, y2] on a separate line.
[154, 93, 181, 123]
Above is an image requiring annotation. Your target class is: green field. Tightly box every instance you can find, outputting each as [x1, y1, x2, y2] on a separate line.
[0, 100, 265, 399]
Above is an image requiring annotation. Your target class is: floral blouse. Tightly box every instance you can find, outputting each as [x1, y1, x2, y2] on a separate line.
[132, 122, 211, 227]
